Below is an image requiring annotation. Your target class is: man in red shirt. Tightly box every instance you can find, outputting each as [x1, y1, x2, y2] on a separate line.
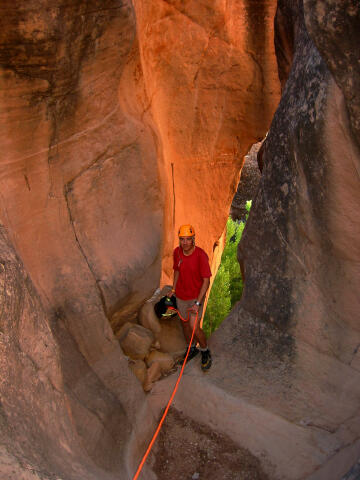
[172, 224, 212, 371]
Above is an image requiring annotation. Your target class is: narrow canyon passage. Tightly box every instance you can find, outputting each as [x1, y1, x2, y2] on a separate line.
[0, 1, 360, 480]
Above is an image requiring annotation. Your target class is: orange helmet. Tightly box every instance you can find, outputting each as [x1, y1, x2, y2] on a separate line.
[178, 224, 195, 237]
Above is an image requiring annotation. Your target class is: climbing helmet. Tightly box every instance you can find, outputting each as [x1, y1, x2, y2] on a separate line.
[178, 224, 195, 237]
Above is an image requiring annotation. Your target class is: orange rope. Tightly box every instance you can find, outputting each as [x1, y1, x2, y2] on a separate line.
[132, 306, 199, 480]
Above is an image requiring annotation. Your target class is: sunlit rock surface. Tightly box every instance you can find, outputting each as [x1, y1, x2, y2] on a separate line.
[0, 3, 154, 479]
[132, 0, 281, 282]
[0, 0, 162, 335]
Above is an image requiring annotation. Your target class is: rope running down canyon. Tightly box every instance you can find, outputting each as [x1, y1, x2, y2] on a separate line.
[132, 307, 200, 480]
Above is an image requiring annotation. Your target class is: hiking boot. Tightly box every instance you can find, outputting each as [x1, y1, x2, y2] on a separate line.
[179, 345, 199, 365]
[201, 349, 212, 371]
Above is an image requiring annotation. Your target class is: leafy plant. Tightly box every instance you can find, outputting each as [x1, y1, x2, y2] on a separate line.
[203, 201, 251, 336]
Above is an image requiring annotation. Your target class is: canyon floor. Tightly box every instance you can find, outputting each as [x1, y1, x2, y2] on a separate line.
[149, 407, 269, 480]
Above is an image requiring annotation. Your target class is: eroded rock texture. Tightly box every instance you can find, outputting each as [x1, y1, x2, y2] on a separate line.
[0, 0, 280, 479]
[0, 1, 155, 479]
[0, 224, 148, 480]
[132, 0, 280, 282]
[0, 0, 163, 335]
[208, 0, 360, 478]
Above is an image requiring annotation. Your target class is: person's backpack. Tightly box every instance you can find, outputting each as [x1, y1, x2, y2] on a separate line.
[154, 295, 178, 319]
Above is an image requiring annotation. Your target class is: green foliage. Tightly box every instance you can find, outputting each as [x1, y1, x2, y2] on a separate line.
[203, 201, 252, 337]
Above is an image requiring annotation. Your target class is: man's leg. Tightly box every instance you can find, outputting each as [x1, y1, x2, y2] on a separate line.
[189, 311, 212, 371]
[182, 320, 192, 345]
[188, 309, 212, 372]
[189, 312, 207, 348]
[177, 298, 212, 370]
[177, 298, 200, 362]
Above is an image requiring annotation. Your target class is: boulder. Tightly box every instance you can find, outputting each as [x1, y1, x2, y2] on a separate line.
[111, 311, 138, 336]
[146, 351, 175, 374]
[129, 359, 147, 385]
[118, 324, 154, 360]
[116, 321, 135, 340]
[158, 316, 187, 357]
[138, 301, 162, 336]
[143, 362, 162, 393]
[151, 340, 161, 351]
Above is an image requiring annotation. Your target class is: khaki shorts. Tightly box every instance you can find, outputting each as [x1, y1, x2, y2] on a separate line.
[176, 297, 204, 323]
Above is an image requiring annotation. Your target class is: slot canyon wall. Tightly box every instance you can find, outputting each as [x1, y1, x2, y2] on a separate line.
[0, 0, 280, 479]
[1, 0, 358, 478]
[208, 0, 360, 478]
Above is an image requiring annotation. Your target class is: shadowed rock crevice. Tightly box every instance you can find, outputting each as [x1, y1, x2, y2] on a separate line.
[64, 183, 108, 315]
[0, 221, 149, 479]
[274, 0, 298, 88]
[49, 308, 132, 473]
[230, 141, 262, 221]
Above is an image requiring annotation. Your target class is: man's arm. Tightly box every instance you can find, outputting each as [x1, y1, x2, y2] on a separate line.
[189, 277, 210, 312]
[172, 270, 179, 294]
[197, 277, 210, 304]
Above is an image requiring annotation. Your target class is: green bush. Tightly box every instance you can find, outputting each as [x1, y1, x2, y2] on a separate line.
[203, 201, 251, 337]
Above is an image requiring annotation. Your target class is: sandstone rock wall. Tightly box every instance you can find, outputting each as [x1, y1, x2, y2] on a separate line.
[2, 0, 359, 478]
[132, 0, 281, 283]
[0, 224, 145, 480]
[0, 0, 280, 478]
[209, 0, 360, 478]
[0, 0, 162, 336]
[0, 0, 280, 336]
[0, 2, 156, 478]
[241, 0, 360, 366]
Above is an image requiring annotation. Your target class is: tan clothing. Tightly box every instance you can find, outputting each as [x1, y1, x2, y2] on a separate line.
[176, 297, 204, 323]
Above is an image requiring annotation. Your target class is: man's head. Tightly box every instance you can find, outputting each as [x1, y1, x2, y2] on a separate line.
[178, 224, 195, 253]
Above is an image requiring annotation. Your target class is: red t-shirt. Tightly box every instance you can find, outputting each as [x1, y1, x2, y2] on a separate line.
[173, 246, 212, 300]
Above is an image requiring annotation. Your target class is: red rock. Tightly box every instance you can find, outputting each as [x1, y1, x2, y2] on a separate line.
[132, 0, 281, 284]
[129, 359, 147, 385]
[119, 324, 155, 360]
[143, 362, 162, 392]
[0, 0, 282, 478]
[138, 300, 162, 336]
[211, 1, 360, 478]
[146, 350, 175, 373]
